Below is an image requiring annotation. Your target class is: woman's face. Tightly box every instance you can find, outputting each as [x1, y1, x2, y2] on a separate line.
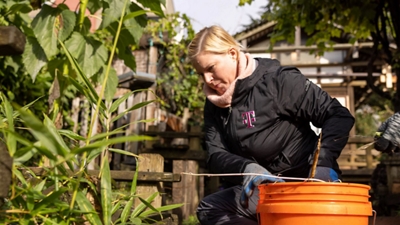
[193, 49, 238, 95]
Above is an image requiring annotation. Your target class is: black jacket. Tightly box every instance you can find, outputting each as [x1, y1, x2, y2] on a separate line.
[203, 58, 355, 184]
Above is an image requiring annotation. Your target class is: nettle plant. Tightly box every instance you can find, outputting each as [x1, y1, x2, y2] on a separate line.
[0, 0, 182, 224]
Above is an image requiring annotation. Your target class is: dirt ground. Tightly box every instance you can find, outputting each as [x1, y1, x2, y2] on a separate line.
[369, 216, 400, 225]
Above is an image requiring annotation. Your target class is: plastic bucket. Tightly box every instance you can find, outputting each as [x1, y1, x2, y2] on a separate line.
[257, 182, 372, 225]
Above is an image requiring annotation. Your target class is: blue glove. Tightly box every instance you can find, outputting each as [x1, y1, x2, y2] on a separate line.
[312, 166, 339, 182]
[240, 163, 284, 208]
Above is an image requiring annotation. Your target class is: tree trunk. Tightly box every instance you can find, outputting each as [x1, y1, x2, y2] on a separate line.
[393, 70, 400, 112]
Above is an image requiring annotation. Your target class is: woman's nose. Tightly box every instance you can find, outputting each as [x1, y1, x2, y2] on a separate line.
[204, 73, 213, 83]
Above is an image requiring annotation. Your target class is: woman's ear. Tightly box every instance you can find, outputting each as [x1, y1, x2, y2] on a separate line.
[228, 47, 238, 61]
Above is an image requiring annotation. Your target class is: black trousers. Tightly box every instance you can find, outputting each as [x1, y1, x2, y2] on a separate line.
[196, 185, 259, 225]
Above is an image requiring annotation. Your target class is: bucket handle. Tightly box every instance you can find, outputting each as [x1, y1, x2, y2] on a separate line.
[372, 210, 377, 225]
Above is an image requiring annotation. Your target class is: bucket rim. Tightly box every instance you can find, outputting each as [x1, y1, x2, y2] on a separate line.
[258, 182, 371, 189]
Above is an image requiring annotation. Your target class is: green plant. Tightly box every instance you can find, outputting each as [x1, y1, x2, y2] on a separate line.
[146, 13, 205, 125]
[182, 215, 199, 225]
[0, 0, 184, 224]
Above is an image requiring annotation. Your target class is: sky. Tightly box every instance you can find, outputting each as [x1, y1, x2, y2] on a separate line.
[172, 0, 267, 35]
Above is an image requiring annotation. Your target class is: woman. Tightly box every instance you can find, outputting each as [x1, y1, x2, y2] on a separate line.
[188, 25, 355, 225]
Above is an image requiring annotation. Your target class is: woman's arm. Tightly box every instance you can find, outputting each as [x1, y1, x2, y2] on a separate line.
[203, 100, 254, 184]
[275, 67, 355, 169]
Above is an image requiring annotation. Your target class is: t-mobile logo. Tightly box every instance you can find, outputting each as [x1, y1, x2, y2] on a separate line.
[242, 111, 256, 128]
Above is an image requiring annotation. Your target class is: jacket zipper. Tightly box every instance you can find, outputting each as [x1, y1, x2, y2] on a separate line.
[224, 106, 232, 125]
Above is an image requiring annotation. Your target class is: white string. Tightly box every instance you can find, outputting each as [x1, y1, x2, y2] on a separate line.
[181, 172, 327, 183]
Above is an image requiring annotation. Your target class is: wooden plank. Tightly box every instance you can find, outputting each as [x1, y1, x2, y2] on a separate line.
[121, 93, 145, 167]
[88, 106, 101, 170]
[70, 97, 81, 134]
[144, 46, 158, 131]
[347, 136, 374, 144]
[26, 167, 181, 182]
[135, 153, 164, 208]
[140, 149, 207, 161]
[112, 99, 128, 170]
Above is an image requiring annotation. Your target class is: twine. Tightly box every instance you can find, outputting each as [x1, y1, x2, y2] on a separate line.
[180, 172, 330, 183]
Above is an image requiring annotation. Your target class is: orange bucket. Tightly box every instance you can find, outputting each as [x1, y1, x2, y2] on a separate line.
[257, 182, 372, 225]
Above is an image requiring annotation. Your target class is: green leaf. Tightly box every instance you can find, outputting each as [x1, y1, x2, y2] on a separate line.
[72, 135, 154, 154]
[101, 157, 112, 225]
[131, 218, 142, 225]
[124, 4, 148, 44]
[103, 67, 118, 103]
[76, 191, 103, 224]
[131, 193, 159, 219]
[87, 0, 102, 14]
[109, 91, 134, 113]
[123, 10, 149, 22]
[100, 0, 128, 29]
[17, 107, 67, 157]
[137, 0, 164, 17]
[58, 129, 86, 141]
[22, 37, 48, 81]
[120, 197, 134, 223]
[32, 179, 47, 193]
[65, 32, 109, 78]
[9, 2, 32, 14]
[31, 4, 59, 58]
[59, 39, 106, 111]
[108, 148, 138, 157]
[43, 115, 70, 155]
[139, 203, 184, 218]
[32, 188, 68, 214]
[111, 100, 154, 123]
[115, 37, 137, 71]
[89, 130, 125, 142]
[13, 146, 37, 165]
[0, 93, 16, 156]
[111, 201, 121, 215]
[12, 168, 28, 186]
[58, 8, 76, 42]
[87, 146, 105, 163]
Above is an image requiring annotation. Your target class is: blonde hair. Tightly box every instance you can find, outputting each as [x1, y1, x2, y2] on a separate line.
[188, 25, 243, 61]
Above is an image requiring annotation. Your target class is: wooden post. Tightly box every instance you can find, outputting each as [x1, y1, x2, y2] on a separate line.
[120, 93, 146, 168]
[112, 100, 128, 170]
[135, 153, 164, 208]
[172, 126, 201, 221]
[145, 45, 158, 130]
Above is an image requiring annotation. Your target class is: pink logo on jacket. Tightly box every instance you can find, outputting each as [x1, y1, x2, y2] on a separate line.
[242, 111, 256, 128]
